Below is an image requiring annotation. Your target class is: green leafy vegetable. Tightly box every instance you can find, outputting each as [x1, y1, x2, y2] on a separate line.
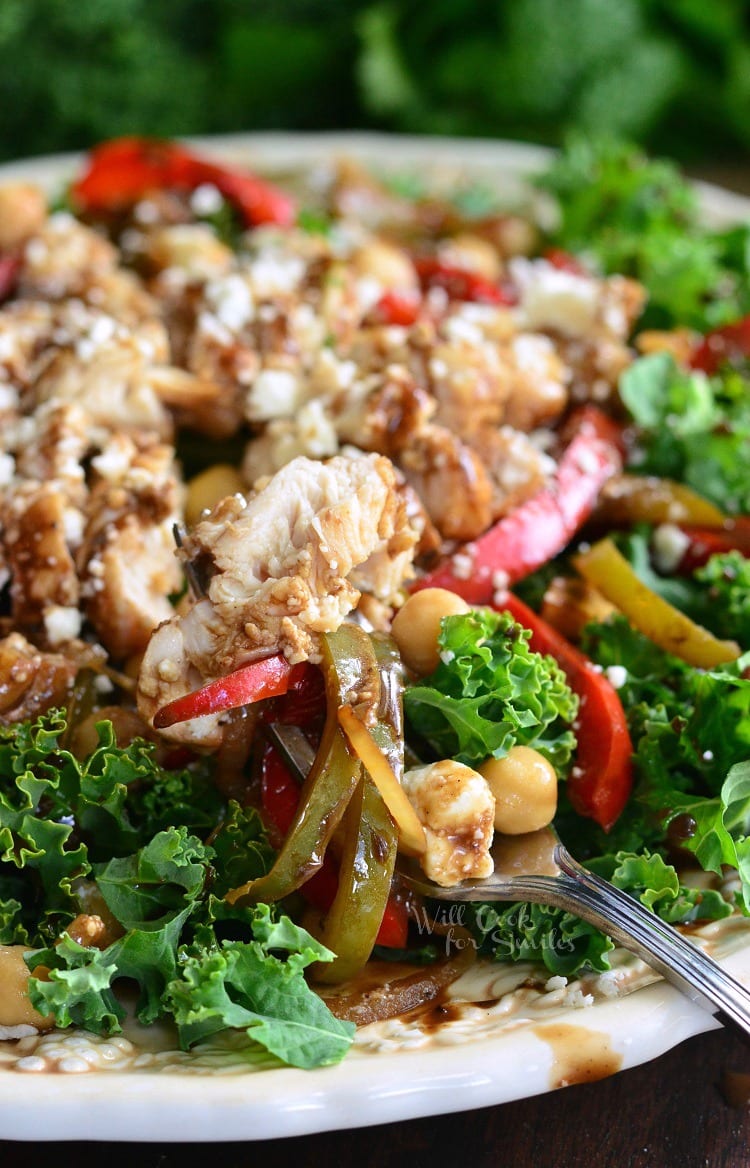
[694, 552, 750, 648]
[649, 763, 750, 911]
[165, 905, 355, 1068]
[579, 617, 750, 908]
[208, 801, 275, 898]
[467, 849, 730, 976]
[0, 712, 223, 943]
[404, 608, 578, 771]
[26, 934, 124, 1035]
[620, 353, 750, 514]
[1, 711, 350, 1069]
[538, 137, 750, 329]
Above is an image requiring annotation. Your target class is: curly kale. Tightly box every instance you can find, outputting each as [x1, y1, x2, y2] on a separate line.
[404, 607, 578, 772]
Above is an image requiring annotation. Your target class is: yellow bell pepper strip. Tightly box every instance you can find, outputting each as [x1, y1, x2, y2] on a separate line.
[596, 474, 725, 528]
[573, 538, 741, 668]
[311, 775, 399, 984]
[337, 705, 426, 856]
[225, 624, 379, 906]
[414, 405, 623, 604]
[343, 632, 425, 857]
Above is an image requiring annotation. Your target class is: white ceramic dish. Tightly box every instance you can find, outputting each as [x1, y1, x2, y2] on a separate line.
[1, 133, 750, 1143]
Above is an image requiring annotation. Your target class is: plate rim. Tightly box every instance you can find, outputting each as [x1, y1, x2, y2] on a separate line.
[0, 130, 748, 1142]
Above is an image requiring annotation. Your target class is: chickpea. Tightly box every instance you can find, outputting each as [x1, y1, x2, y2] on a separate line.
[480, 745, 558, 835]
[0, 945, 53, 1031]
[185, 463, 245, 526]
[390, 588, 470, 675]
[0, 184, 47, 250]
[351, 241, 418, 291]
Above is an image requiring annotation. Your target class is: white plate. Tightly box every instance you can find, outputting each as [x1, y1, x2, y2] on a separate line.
[1, 133, 750, 1143]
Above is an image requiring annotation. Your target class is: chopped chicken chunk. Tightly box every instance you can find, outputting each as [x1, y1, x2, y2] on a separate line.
[0, 632, 77, 723]
[78, 436, 184, 659]
[3, 484, 80, 629]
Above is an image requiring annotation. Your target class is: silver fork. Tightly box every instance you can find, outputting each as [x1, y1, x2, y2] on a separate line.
[266, 721, 750, 1038]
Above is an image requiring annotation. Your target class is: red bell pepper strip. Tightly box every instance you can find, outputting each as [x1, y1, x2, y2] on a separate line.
[0, 254, 20, 303]
[72, 136, 296, 227]
[371, 896, 409, 949]
[370, 290, 421, 327]
[543, 247, 588, 276]
[690, 314, 750, 375]
[260, 741, 407, 946]
[414, 257, 517, 305]
[414, 405, 624, 604]
[675, 520, 750, 573]
[272, 661, 326, 730]
[153, 653, 293, 728]
[499, 593, 634, 831]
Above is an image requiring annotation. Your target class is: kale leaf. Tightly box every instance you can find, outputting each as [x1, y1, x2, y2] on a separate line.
[404, 608, 578, 772]
[165, 905, 355, 1068]
[620, 353, 750, 515]
[467, 849, 730, 977]
[538, 137, 750, 330]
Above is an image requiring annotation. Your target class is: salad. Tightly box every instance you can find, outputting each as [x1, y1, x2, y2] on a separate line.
[1, 134, 750, 1073]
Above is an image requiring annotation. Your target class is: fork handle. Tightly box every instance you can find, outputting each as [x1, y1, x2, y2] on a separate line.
[554, 851, 750, 1038]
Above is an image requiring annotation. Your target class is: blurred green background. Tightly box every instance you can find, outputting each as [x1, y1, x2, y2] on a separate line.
[1, 0, 749, 164]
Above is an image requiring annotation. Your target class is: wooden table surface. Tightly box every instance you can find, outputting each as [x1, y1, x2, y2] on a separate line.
[2, 1023, 750, 1166]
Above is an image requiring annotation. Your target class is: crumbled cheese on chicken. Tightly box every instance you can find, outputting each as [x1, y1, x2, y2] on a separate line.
[205, 274, 254, 333]
[43, 604, 82, 647]
[245, 368, 302, 422]
[512, 258, 599, 337]
[402, 760, 495, 887]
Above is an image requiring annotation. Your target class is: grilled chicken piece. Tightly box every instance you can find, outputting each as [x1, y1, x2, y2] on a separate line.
[3, 484, 80, 632]
[33, 335, 173, 444]
[332, 368, 494, 542]
[422, 335, 511, 442]
[470, 425, 556, 521]
[18, 213, 119, 301]
[510, 260, 646, 405]
[137, 452, 418, 744]
[0, 300, 168, 410]
[0, 632, 77, 723]
[14, 401, 89, 509]
[501, 333, 570, 432]
[79, 435, 184, 660]
[398, 426, 494, 542]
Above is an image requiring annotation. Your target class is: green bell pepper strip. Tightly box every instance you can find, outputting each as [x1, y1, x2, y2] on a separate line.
[314, 636, 403, 982]
[225, 623, 380, 906]
[312, 774, 399, 984]
[370, 633, 405, 782]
